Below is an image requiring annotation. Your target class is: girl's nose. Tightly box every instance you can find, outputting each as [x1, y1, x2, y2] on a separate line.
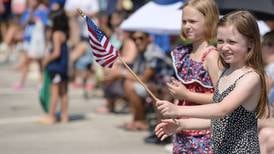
[220, 43, 230, 51]
[184, 22, 191, 29]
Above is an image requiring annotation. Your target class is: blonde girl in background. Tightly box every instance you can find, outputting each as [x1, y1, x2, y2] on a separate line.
[160, 0, 220, 153]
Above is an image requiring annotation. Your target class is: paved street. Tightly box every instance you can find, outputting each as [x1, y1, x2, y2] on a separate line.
[0, 63, 169, 154]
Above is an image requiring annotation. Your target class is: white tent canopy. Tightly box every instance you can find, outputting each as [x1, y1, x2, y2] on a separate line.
[120, 1, 183, 35]
[120, 1, 270, 36]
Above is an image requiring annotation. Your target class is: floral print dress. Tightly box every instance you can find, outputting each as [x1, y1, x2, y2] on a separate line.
[171, 45, 215, 154]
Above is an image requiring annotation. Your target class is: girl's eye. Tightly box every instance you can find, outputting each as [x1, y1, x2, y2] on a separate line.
[189, 20, 196, 23]
[182, 20, 196, 24]
[228, 40, 236, 45]
[217, 39, 224, 44]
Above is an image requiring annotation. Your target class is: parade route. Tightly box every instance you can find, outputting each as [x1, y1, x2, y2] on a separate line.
[0, 64, 168, 154]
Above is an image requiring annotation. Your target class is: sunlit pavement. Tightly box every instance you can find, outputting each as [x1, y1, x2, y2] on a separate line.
[0, 63, 168, 154]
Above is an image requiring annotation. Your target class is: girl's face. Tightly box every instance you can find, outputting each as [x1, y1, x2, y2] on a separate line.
[217, 25, 250, 67]
[182, 6, 206, 42]
[27, 0, 39, 9]
[110, 13, 123, 28]
[262, 44, 273, 64]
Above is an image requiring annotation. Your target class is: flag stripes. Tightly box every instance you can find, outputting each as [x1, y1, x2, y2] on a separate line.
[85, 16, 119, 68]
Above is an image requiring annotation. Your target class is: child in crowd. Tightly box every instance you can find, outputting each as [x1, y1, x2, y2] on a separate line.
[157, 0, 220, 153]
[40, 9, 70, 124]
[155, 11, 269, 153]
[258, 30, 274, 154]
[262, 31, 274, 105]
[13, 0, 48, 90]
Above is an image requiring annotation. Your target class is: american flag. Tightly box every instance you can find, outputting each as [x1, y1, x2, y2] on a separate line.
[84, 15, 119, 68]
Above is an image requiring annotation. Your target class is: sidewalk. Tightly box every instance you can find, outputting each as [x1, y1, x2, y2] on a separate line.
[0, 63, 169, 154]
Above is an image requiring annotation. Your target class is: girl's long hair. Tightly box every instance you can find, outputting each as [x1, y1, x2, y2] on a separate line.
[218, 11, 269, 118]
[50, 9, 69, 39]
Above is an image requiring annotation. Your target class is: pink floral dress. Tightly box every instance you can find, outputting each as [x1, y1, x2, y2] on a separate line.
[171, 44, 216, 154]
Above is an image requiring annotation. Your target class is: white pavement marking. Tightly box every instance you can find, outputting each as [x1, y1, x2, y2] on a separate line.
[0, 88, 36, 95]
[0, 116, 40, 125]
[0, 113, 96, 125]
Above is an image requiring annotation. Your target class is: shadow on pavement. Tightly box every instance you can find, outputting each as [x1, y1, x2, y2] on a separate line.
[55, 112, 87, 122]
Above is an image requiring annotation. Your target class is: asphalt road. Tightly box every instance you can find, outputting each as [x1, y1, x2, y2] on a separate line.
[0, 63, 169, 154]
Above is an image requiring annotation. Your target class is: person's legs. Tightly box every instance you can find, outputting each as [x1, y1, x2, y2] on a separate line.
[48, 83, 59, 122]
[3, 23, 18, 46]
[19, 56, 31, 85]
[82, 66, 94, 99]
[59, 81, 69, 123]
[0, 24, 14, 51]
[124, 79, 147, 130]
[0, 21, 9, 43]
[124, 80, 145, 121]
[13, 48, 26, 71]
[38, 82, 59, 124]
[36, 58, 44, 85]
[13, 54, 30, 90]
[96, 99, 116, 113]
[97, 79, 125, 113]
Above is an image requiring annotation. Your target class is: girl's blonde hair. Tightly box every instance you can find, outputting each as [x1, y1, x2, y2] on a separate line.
[218, 11, 269, 118]
[181, 0, 219, 42]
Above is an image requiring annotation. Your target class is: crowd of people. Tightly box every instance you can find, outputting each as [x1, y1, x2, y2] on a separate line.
[1, 0, 274, 153]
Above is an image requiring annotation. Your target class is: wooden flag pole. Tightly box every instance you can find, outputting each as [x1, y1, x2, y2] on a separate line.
[77, 9, 159, 102]
[120, 57, 176, 121]
[78, 9, 85, 17]
[118, 57, 159, 102]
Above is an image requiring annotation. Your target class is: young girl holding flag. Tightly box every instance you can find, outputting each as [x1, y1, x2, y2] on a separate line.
[155, 10, 269, 153]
